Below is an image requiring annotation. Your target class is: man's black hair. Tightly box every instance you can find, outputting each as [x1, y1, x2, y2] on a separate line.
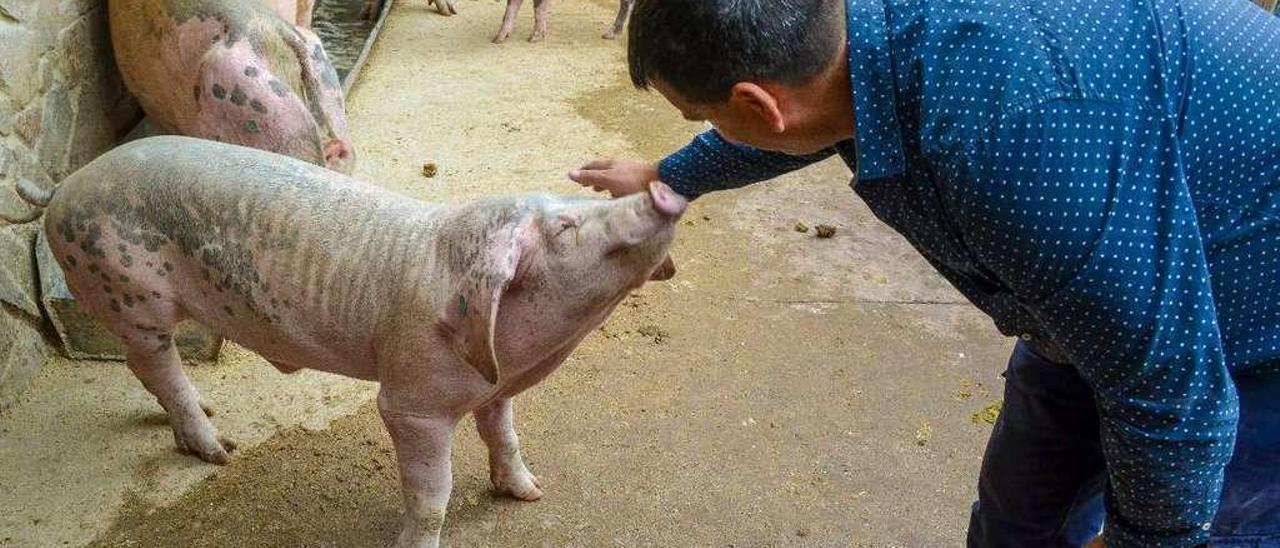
[628, 0, 844, 104]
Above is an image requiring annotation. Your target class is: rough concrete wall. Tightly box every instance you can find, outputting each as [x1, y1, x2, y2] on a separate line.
[0, 0, 140, 407]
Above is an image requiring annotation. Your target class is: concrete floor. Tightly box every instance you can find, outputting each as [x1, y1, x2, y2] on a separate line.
[0, 0, 1014, 546]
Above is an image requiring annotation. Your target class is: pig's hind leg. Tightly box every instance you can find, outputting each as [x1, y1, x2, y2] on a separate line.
[493, 0, 524, 44]
[528, 0, 549, 42]
[474, 398, 543, 501]
[124, 335, 237, 464]
[62, 236, 235, 465]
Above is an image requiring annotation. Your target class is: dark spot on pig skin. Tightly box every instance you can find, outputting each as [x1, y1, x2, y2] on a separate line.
[223, 306, 235, 316]
[156, 269, 167, 278]
[193, 85, 202, 103]
[121, 254, 134, 268]
[136, 294, 148, 303]
[164, 262, 174, 272]
[250, 99, 267, 114]
[118, 274, 129, 283]
[79, 224, 105, 257]
[156, 333, 171, 352]
[117, 244, 127, 254]
[269, 79, 289, 97]
[244, 66, 258, 78]
[151, 291, 161, 299]
[66, 256, 77, 267]
[123, 294, 135, 308]
[243, 120, 261, 134]
[212, 84, 227, 100]
[99, 273, 112, 283]
[88, 263, 99, 274]
[58, 220, 76, 243]
[146, 262, 154, 268]
[110, 300, 121, 313]
[102, 285, 113, 294]
[229, 86, 247, 106]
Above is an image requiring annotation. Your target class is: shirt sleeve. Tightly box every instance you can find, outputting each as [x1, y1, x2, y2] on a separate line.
[657, 129, 836, 200]
[950, 98, 1239, 547]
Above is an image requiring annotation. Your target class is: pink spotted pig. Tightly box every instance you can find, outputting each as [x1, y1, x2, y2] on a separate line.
[109, 0, 355, 174]
[11, 136, 683, 548]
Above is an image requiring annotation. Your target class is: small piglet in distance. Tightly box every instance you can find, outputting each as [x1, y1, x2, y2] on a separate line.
[15, 136, 684, 548]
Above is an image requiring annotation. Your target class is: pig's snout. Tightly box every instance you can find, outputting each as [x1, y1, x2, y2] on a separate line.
[647, 181, 687, 218]
[324, 138, 356, 175]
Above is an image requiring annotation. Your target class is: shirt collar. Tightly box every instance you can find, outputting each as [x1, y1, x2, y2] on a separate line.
[845, 0, 907, 180]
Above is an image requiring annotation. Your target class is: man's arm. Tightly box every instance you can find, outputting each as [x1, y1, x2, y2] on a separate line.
[570, 129, 835, 199]
[952, 98, 1238, 547]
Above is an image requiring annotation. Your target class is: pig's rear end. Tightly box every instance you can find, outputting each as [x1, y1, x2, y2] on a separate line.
[110, 0, 355, 173]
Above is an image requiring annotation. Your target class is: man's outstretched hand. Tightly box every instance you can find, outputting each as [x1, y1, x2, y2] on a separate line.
[568, 159, 660, 197]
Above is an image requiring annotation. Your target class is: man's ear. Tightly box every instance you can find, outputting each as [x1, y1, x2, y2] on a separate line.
[440, 220, 533, 385]
[729, 82, 787, 133]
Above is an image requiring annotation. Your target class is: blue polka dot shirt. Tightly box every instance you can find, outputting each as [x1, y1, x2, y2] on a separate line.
[659, 0, 1280, 545]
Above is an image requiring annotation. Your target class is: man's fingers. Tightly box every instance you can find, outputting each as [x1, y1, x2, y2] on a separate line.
[567, 169, 613, 189]
[578, 159, 615, 171]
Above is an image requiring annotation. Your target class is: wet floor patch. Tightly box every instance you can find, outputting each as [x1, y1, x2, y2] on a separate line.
[313, 0, 381, 86]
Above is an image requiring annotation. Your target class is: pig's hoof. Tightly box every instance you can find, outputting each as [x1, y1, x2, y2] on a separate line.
[493, 472, 543, 501]
[528, 31, 546, 43]
[200, 401, 216, 417]
[492, 31, 511, 44]
[431, 0, 457, 15]
[602, 29, 619, 40]
[174, 430, 236, 465]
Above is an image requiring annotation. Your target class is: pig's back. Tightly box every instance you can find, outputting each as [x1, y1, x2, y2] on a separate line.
[49, 136, 441, 375]
[51, 136, 418, 227]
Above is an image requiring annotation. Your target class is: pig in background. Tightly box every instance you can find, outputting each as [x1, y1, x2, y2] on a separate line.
[360, 0, 635, 42]
[363, 0, 457, 18]
[110, 0, 356, 174]
[10, 136, 683, 548]
[494, 0, 636, 42]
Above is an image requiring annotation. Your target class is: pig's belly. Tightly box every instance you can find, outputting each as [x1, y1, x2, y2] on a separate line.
[183, 299, 380, 382]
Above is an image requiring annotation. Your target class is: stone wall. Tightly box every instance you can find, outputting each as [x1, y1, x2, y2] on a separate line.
[0, 0, 140, 407]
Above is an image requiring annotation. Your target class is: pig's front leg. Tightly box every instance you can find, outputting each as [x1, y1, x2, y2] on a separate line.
[474, 398, 543, 500]
[380, 396, 459, 548]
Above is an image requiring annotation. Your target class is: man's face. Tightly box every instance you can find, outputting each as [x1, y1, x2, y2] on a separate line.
[653, 80, 840, 155]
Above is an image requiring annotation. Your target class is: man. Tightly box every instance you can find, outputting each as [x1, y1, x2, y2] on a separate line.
[568, 0, 1280, 546]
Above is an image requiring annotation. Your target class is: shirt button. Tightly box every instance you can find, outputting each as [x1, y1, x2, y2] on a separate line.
[1020, 333, 1034, 341]
[1202, 523, 1212, 531]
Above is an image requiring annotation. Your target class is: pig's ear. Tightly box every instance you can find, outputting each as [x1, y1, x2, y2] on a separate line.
[649, 254, 676, 281]
[442, 224, 531, 385]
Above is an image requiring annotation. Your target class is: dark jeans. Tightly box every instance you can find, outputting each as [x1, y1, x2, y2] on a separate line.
[967, 342, 1280, 547]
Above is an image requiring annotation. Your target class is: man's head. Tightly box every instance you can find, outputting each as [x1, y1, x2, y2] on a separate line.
[628, 0, 851, 154]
